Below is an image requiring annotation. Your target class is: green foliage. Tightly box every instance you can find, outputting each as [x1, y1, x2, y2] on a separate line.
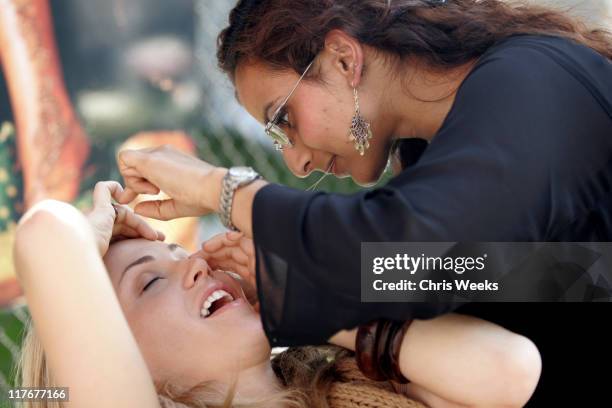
[0, 122, 23, 232]
[0, 307, 29, 407]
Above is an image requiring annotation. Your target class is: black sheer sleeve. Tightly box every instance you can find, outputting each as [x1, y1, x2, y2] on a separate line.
[252, 35, 612, 347]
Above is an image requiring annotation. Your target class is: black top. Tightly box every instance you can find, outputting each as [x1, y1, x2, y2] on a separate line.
[252, 35, 612, 404]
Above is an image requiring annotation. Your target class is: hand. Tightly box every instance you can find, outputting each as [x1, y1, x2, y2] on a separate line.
[116, 145, 227, 220]
[193, 231, 258, 310]
[86, 181, 165, 256]
[217, 269, 259, 312]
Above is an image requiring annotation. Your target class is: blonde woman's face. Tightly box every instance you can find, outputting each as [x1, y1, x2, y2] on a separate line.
[103, 239, 269, 389]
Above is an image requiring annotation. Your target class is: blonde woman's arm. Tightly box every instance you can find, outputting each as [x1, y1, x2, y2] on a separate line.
[329, 313, 541, 408]
[13, 198, 161, 408]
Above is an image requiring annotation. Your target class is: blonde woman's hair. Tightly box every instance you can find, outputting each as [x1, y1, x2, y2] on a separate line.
[16, 318, 356, 407]
[15, 319, 62, 408]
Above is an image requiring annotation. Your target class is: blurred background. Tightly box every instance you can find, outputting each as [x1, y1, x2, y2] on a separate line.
[0, 0, 610, 405]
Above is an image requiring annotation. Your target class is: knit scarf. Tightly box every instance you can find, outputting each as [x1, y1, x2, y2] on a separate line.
[327, 357, 427, 408]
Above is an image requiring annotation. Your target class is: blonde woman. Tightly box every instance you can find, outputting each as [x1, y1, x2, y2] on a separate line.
[12, 181, 541, 408]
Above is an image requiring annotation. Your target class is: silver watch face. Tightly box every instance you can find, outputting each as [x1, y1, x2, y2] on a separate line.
[229, 166, 257, 180]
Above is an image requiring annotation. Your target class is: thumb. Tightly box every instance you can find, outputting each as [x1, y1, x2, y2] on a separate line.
[92, 181, 123, 209]
[134, 199, 209, 220]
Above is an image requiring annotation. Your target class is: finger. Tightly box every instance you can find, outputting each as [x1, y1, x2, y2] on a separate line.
[238, 237, 255, 257]
[213, 233, 242, 249]
[227, 264, 252, 279]
[112, 224, 141, 239]
[134, 199, 179, 221]
[92, 181, 123, 209]
[201, 233, 227, 250]
[228, 246, 250, 265]
[117, 149, 147, 174]
[205, 246, 250, 266]
[202, 238, 224, 253]
[124, 212, 159, 241]
[117, 148, 165, 187]
[122, 176, 160, 197]
[112, 225, 161, 243]
[204, 242, 255, 278]
[134, 199, 209, 220]
[131, 178, 160, 195]
[189, 249, 210, 261]
[226, 231, 244, 241]
[114, 205, 159, 241]
[116, 187, 139, 204]
[203, 233, 239, 252]
[205, 259, 251, 278]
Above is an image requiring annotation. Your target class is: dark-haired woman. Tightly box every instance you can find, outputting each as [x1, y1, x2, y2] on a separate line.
[116, 0, 612, 405]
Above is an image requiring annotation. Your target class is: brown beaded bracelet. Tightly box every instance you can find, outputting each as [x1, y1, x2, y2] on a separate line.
[355, 320, 386, 381]
[387, 320, 413, 383]
[355, 319, 413, 383]
[376, 320, 395, 379]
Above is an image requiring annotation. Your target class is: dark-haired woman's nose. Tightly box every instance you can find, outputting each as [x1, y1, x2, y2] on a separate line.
[282, 142, 313, 178]
[183, 257, 210, 289]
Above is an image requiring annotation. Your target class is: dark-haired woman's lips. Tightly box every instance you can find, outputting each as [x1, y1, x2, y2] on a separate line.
[331, 159, 337, 174]
[324, 155, 336, 173]
[332, 158, 349, 178]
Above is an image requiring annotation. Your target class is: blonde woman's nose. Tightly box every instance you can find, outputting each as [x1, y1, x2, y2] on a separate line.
[183, 257, 210, 289]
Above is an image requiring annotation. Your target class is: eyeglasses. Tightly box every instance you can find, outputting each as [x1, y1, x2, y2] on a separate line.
[264, 59, 315, 151]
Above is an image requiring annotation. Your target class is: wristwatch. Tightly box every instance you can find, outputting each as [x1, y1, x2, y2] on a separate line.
[219, 166, 261, 231]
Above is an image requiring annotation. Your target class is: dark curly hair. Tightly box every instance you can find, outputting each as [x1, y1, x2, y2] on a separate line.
[217, 0, 612, 80]
[217, 0, 611, 169]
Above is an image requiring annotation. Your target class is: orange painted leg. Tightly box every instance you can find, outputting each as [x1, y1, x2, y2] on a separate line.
[0, 0, 89, 208]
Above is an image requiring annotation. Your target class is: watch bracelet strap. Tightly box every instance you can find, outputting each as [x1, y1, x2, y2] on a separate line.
[220, 173, 237, 231]
[220, 170, 261, 231]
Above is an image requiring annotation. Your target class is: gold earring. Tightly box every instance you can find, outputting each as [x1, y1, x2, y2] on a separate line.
[348, 87, 373, 156]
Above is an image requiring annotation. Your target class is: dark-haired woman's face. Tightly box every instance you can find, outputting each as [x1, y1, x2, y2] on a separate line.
[235, 59, 392, 186]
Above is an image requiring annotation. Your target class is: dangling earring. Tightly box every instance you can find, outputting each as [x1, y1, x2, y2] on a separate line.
[348, 85, 373, 156]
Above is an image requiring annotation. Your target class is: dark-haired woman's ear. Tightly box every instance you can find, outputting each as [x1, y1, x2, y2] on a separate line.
[323, 29, 364, 88]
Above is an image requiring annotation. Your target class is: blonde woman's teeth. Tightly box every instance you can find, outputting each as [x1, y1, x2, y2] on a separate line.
[200, 289, 234, 318]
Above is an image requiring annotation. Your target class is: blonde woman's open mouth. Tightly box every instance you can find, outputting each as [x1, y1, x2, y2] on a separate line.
[198, 272, 248, 319]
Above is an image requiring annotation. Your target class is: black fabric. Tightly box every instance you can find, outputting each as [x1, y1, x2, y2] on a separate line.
[252, 34, 612, 404]
[453, 303, 612, 406]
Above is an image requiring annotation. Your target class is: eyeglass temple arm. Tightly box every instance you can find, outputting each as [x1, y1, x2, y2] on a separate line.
[269, 60, 315, 121]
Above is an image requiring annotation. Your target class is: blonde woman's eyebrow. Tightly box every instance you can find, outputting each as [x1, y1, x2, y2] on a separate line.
[118, 244, 182, 286]
[120, 255, 155, 285]
[167, 243, 181, 251]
